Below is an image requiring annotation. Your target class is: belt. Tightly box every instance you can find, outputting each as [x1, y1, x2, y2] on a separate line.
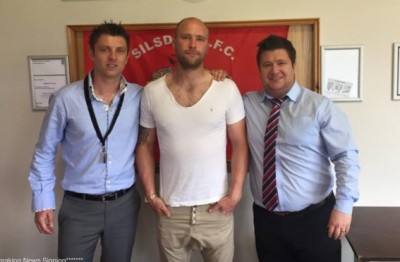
[65, 184, 134, 202]
[270, 192, 334, 217]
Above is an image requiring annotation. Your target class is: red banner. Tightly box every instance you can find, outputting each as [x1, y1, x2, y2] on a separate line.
[84, 25, 289, 93]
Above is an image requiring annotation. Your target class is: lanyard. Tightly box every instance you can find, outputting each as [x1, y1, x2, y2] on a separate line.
[83, 76, 125, 163]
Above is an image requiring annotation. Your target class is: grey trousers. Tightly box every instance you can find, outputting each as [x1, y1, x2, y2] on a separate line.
[58, 187, 141, 262]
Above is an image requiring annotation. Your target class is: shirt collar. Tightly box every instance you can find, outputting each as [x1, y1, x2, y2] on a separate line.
[258, 81, 301, 104]
[88, 70, 127, 102]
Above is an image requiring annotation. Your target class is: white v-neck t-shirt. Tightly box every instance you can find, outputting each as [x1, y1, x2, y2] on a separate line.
[140, 76, 245, 207]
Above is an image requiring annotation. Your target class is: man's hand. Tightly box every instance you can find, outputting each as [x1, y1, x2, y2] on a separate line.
[208, 194, 241, 215]
[210, 69, 229, 81]
[34, 210, 54, 235]
[327, 209, 352, 240]
[148, 197, 171, 218]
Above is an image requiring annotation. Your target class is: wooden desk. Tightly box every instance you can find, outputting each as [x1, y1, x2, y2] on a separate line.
[346, 207, 400, 262]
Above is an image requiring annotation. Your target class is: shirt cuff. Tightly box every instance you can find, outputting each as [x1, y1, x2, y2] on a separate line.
[32, 191, 56, 212]
[334, 199, 354, 215]
[34, 208, 55, 213]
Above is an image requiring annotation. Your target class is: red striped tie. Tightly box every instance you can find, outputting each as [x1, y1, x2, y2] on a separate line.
[262, 97, 286, 210]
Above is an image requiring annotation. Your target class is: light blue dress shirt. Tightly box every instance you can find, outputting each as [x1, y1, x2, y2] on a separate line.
[244, 82, 360, 214]
[28, 72, 142, 212]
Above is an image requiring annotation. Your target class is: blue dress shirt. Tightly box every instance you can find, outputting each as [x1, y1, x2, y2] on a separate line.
[28, 72, 142, 212]
[244, 82, 360, 214]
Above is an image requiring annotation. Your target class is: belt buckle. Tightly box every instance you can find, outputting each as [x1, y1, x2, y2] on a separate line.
[101, 193, 114, 202]
[274, 211, 291, 217]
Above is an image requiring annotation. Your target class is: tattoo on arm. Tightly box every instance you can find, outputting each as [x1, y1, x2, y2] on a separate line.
[137, 126, 150, 146]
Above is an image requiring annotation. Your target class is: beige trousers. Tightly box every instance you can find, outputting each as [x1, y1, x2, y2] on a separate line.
[158, 204, 234, 262]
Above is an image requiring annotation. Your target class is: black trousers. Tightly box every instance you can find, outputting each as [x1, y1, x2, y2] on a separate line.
[253, 194, 341, 262]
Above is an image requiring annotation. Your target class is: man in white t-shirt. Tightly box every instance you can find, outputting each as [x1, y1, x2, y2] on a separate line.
[136, 17, 248, 262]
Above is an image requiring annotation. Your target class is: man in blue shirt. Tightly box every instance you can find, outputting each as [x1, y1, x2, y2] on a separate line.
[244, 35, 360, 262]
[28, 22, 142, 261]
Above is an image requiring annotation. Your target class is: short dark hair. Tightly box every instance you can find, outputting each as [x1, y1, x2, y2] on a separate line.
[256, 35, 296, 68]
[89, 21, 130, 52]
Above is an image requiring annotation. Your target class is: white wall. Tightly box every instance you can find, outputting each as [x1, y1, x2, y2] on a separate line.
[1, 0, 399, 261]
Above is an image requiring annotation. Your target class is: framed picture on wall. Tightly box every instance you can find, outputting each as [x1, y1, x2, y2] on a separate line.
[392, 43, 400, 100]
[28, 55, 70, 110]
[66, 18, 320, 94]
[321, 45, 363, 102]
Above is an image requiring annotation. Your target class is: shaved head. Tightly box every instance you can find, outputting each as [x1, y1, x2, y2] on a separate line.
[175, 17, 209, 39]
